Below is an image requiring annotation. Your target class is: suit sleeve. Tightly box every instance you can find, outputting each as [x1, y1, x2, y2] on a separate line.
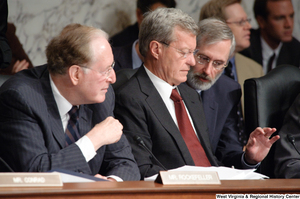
[274, 94, 300, 178]
[0, 88, 92, 173]
[97, 86, 141, 181]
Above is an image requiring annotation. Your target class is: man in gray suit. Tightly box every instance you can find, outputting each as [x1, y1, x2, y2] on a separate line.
[0, 23, 140, 181]
[114, 8, 219, 179]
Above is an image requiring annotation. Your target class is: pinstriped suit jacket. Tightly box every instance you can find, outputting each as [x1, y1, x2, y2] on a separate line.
[0, 64, 140, 181]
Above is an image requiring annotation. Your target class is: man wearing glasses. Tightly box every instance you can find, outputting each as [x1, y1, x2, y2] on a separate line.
[114, 8, 220, 179]
[0, 23, 140, 181]
[187, 18, 279, 170]
[200, 0, 264, 146]
[200, 0, 263, 86]
[240, 0, 300, 73]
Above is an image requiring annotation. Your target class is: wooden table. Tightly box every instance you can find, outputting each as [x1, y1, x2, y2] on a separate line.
[1, 179, 300, 199]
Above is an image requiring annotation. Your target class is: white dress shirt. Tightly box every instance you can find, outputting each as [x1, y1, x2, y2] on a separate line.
[131, 39, 142, 69]
[144, 66, 198, 137]
[261, 37, 282, 74]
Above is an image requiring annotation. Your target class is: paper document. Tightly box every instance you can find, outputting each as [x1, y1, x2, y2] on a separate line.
[144, 165, 268, 181]
[50, 169, 107, 183]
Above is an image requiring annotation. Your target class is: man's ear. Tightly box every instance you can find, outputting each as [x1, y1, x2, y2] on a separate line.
[68, 65, 81, 85]
[149, 40, 161, 60]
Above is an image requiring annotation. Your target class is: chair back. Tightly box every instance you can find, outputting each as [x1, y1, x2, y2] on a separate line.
[244, 64, 300, 178]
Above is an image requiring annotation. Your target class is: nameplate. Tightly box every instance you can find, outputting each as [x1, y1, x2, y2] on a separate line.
[155, 170, 221, 185]
[0, 173, 63, 187]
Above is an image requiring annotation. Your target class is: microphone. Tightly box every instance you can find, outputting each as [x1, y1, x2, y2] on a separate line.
[133, 135, 167, 171]
[287, 134, 300, 156]
[0, 157, 14, 172]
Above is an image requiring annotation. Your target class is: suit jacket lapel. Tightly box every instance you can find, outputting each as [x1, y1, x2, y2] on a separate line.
[277, 43, 294, 66]
[40, 69, 66, 148]
[78, 105, 93, 137]
[178, 83, 218, 166]
[251, 29, 263, 65]
[178, 84, 211, 148]
[136, 67, 194, 165]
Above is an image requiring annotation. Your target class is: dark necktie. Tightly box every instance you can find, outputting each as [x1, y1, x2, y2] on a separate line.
[65, 106, 80, 146]
[267, 53, 276, 73]
[224, 61, 247, 145]
[170, 88, 211, 166]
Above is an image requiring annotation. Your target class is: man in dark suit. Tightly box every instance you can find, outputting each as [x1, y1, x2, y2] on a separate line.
[114, 8, 220, 179]
[110, 0, 176, 47]
[187, 18, 279, 169]
[0, 23, 140, 181]
[274, 93, 300, 178]
[240, 0, 300, 73]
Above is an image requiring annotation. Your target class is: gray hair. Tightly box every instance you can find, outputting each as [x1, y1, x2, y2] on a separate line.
[139, 8, 199, 57]
[197, 18, 235, 59]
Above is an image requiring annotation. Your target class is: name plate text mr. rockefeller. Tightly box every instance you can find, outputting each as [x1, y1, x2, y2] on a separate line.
[155, 170, 221, 185]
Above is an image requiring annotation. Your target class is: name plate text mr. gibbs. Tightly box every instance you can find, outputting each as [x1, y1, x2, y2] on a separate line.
[0, 173, 62, 187]
[155, 170, 221, 185]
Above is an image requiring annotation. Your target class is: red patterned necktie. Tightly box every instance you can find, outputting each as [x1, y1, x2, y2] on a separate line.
[65, 106, 80, 146]
[170, 88, 211, 166]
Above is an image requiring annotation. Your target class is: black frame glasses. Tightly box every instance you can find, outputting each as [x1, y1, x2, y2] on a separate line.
[226, 18, 251, 27]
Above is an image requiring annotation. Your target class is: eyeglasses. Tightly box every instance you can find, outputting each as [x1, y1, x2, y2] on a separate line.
[195, 54, 228, 70]
[159, 41, 199, 58]
[226, 18, 251, 27]
[80, 61, 115, 78]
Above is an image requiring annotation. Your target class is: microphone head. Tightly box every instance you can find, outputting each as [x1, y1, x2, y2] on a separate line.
[133, 135, 144, 146]
[287, 134, 295, 143]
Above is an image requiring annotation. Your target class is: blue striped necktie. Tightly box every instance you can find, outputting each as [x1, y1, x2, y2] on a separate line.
[65, 106, 80, 146]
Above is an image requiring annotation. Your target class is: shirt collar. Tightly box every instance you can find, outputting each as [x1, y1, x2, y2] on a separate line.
[261, 37, 283, 60]
[132, 39, 142, 69]
[144, 65, 176, 100]
[49, 74, 73, 119]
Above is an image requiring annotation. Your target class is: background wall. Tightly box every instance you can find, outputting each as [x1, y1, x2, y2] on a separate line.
[7, 0, 300, 66]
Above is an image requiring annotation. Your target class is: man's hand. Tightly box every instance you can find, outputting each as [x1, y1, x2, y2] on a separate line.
[12, 59, 29, 74]
[94, 174, 117, 182]
[244, 127, 280, 165]
[86, 116, 123, 151]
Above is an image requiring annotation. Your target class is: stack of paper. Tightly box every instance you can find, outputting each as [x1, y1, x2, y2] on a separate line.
[144, 165, 268, 181]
